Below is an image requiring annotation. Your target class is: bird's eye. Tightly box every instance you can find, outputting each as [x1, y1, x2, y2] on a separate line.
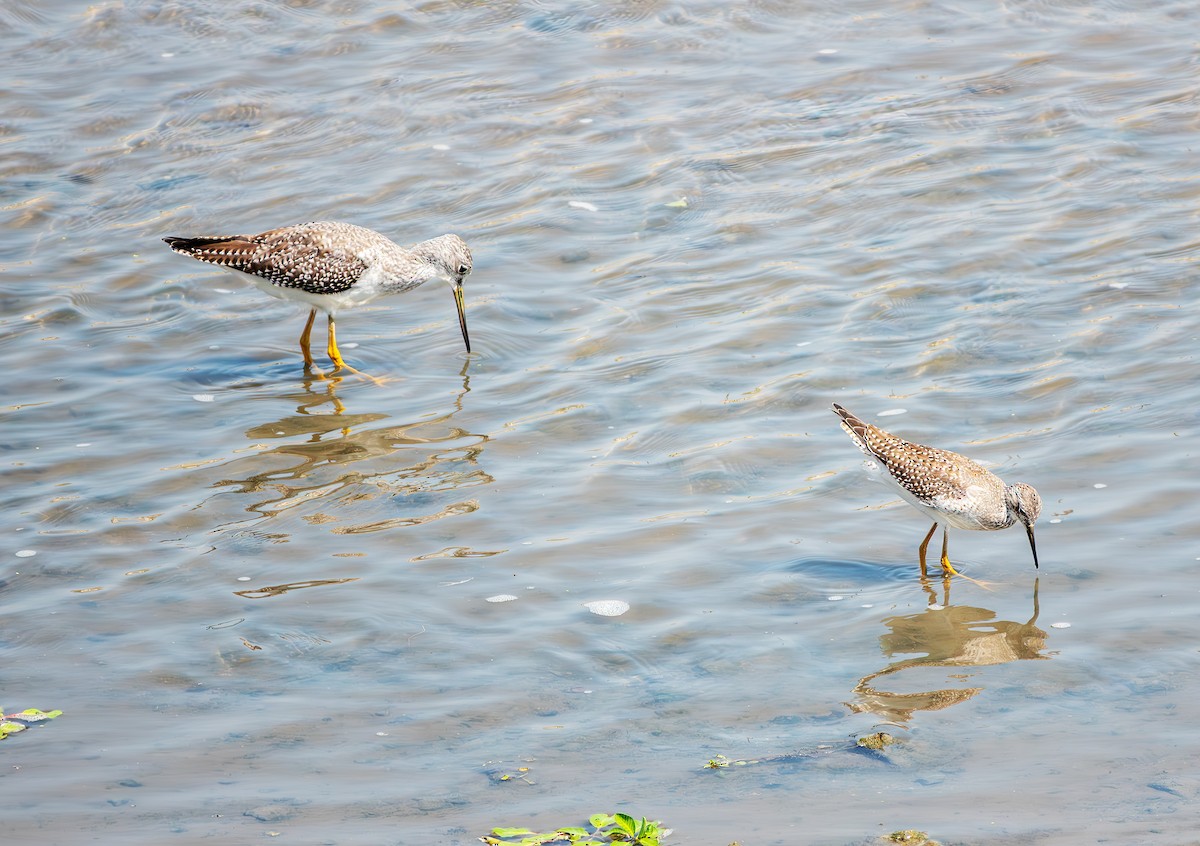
[457, 264, 469, 275]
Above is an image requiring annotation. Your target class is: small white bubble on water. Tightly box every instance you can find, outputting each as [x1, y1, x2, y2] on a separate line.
[928, 603, 944, 611]
[568, 200, 599, 212]
[584, 600, 629, 617]
[818, 48, 839, 54]
[432, 144, 451, 151]
[375, 731, 389, 736]
[192, 394, 215, 403]
[76, 443, 91, 447]
[861, 604, 874, 608]
[878, 408, 907, 417]
[236, 576, 251, 582]
[209, 345, 221, 350]
[1049, 518, 1062, 524]
[1051, 622, 1071, 629]
[15, 550, 36, 558]
[579, 118, 593, 124]
[1094, 483, 1107, 489]
[486, 594, 518, 603]
[213, 289, 233, 294]
[795, 341, 813, 347]
[341, 342, 359, 349]
[828, 595, 844, 601]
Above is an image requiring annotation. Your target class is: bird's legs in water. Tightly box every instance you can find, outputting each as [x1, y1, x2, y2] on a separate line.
[917, 522, 961, 577]
[299, 308, 318, 368]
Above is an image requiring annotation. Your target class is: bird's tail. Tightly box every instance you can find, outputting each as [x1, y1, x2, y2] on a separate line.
[163, 235, 242, 254]
[832, 403, 876, 457]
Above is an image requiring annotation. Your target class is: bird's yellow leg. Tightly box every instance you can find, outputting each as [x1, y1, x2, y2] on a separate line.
[299, 309, 318, 368]
[326, 314, 388, 385]
[939, 527, 961, 577]
[937, 528, 996, 590]
[326, 314, 347, 369]
[917, 522, 938, 578]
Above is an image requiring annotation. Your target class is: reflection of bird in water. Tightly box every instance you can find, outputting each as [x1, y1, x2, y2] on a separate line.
[833, 403, 1041, 577]
[164, 221, 472, 379]
[219, 366, 489, 537]
[849, 578, 1048, 723]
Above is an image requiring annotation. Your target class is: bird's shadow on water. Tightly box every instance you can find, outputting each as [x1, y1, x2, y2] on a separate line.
[171, 349, 323, 391]
[173, 342, 476, 399]
[781, 553, 1045, 596]
[777, 556, 929, 603]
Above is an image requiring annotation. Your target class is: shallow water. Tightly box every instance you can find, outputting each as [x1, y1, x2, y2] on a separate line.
[3, 1, 1200, 844]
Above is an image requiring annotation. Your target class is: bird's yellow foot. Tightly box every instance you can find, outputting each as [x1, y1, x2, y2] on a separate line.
[943, 563, 997, 591]
[332, 363, 392, 387]
[325, 316, 391, 385]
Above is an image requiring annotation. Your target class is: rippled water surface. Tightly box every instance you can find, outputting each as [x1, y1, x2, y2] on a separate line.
[4, 1, 1200, 844]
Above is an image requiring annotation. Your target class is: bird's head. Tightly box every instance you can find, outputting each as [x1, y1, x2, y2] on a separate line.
[414, 234, 473, 353]
[414, 233, 472, 284]
[1008, 482, 1042, 568]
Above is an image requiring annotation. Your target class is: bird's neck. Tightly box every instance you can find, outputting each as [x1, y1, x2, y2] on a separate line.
[1002, 486, 1024, 528]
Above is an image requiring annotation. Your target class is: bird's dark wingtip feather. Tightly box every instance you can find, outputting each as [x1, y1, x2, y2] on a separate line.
[832, 403, 857, 424]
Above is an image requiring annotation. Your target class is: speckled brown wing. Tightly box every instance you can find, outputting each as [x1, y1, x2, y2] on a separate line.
[163, 225, 366, 295]
[833, 403, 984, 506]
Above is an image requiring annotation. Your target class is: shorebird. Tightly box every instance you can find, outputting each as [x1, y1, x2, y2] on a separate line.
[163, 221, 472, 376]
[832, 403, 1041, 577]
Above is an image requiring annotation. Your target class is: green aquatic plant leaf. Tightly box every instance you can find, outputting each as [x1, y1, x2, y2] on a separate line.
[483, 812, 667, 845]
[704, 753, 758, 768]
[12, 708, 63, 721]
[613, 814, 638, 836]
[1, 721, 28, 739]
[0, 707, 62, 740]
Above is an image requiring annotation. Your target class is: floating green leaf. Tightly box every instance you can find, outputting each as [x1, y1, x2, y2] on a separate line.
[704, 753, 758, 768]
[0, 707, 62, 740]
[484, 812, 667, 845]
[1, 721, 28, 739]
[13, 708, 63, 722]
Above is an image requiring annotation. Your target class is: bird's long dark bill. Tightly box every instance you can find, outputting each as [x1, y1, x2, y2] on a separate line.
[1026, 524, 1039, 569]
[453, 284, 471, 353]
